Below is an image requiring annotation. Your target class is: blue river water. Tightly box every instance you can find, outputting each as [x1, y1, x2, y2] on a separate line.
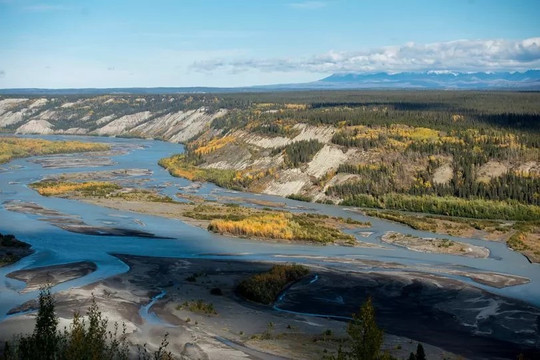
[0, 135, 539, 320]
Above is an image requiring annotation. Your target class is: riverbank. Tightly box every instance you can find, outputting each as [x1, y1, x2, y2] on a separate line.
[29, 174, 525, 258]
[2, 255, 538, 359]
[4, 200, 166, 238]
[364, 209, 513, 240]
[363, 209, 540, 263]
[83, 198, 370, 246]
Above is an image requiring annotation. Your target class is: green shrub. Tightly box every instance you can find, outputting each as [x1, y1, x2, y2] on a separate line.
[177, 300, 217, 315]
[287, 193, 313, 202]
[236, 264, 309, 304]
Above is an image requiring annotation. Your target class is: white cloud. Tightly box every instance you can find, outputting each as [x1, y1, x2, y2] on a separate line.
[192, 37, 540, 74]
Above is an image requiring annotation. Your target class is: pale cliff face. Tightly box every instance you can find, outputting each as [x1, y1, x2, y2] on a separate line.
[0, 96, 228, 142]
[3, 94, 539, 205]
[0, 95, 348, 201]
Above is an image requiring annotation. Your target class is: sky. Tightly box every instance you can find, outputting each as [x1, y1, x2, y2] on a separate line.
[0, 0, 539, 88]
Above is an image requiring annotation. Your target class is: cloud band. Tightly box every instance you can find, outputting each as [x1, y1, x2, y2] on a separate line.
[192, 37, 540, 74]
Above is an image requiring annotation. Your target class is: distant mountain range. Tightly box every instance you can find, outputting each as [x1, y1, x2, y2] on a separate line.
[1, 70, 539, 95]
[312, 70, 540, 90]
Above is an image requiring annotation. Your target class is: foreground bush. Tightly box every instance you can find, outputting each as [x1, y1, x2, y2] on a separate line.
[3, 288, 173, 360]
[236, 264, 309, 304]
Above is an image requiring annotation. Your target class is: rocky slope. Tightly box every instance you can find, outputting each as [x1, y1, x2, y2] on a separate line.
[0, 96, 227, 142]
[2, 94, 539, 207]
[0, 96, 361, 202]
[3, 93, 540, 264]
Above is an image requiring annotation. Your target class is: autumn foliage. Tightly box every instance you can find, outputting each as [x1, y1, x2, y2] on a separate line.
[0, 137, 109, 164]
[236, 264, 309, 304]
[31, 181, 121, 197]
[208, 211, 356, 244]
[194, 136, 235, 156]
[158, 154, 247, 189]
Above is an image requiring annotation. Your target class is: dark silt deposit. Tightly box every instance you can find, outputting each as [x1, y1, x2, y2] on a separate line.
[53, 224, 168, 238]
[7, 261, 97, 290]
[274, 270, 540, 360]
[3, 200, 166, 239]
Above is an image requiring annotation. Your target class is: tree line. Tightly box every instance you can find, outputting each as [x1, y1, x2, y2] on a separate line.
[338, 193, 540, 221]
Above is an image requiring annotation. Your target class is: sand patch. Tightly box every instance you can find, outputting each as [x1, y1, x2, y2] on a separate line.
[477, 161, 508, 182]
[381, 231, 490, 258]
[96, 111, 152, 136]
[433, 163, 453, 185]
[306, 145, 349, 178]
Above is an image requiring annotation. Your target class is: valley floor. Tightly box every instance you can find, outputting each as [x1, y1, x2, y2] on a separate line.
[4, 255, 539, 359]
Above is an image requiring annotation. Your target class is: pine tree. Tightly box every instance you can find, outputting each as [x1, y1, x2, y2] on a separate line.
[34, 287, 58, 359]
[345, 297, 384, 360]
[415, 343, 426, 360]
[18, 287, 59, 360]
[7, 290, 166, 359]
[86, 297, 108, 358]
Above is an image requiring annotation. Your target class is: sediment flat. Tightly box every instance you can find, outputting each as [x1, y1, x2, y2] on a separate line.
[2, 255, 538, 360]
[7, 261, 97, 292]
[3, 200, 165, 238]
[80, 197, 374, 247]
[381, 231, 490, 258]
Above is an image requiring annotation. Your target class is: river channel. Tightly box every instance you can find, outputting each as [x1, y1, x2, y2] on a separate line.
[1, 135, 539, 321]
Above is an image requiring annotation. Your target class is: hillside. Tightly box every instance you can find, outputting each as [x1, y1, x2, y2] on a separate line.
[157, 93, 540, 212]
[2, 91, 540, 259]
[2, 93, 539, 201]
[0, 95, 228, 141]
[2, 91, 538, 206]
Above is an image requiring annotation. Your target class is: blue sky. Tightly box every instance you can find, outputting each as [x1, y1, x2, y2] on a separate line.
[1, 0, 539, 88]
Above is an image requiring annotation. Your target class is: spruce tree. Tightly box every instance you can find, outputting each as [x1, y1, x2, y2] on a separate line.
[415, 343, 426, 360]
[34, 287, 58, 359]
[346, 297, 384, 360]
